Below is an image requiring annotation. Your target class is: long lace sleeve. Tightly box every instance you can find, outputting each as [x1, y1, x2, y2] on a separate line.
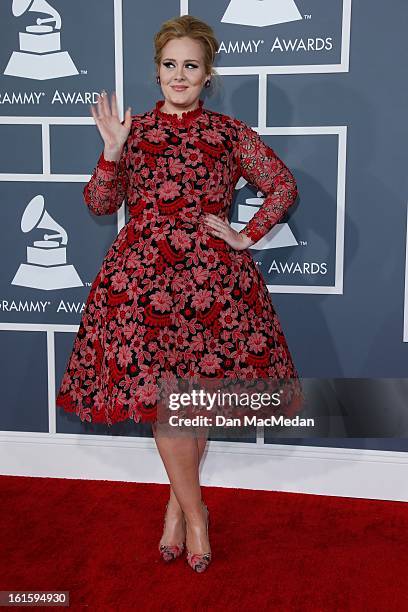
[233, 120, 298, 243]
[83, 139, 129, 216]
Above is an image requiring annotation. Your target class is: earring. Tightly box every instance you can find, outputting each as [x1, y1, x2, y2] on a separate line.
[204, 80, 211, 88]
[156, 75, 160, 84]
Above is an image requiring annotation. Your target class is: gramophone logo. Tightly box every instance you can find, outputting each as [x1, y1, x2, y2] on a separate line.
[231, 177, 298, 250]
[4, 0, 78, 80]
[11, 194, 83, 290]
[221, 0, 303, 27]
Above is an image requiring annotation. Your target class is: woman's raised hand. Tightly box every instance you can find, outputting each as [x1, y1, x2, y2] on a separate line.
[90, 90, 132, 161]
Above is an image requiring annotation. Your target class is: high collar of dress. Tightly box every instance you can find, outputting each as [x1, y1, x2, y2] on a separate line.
[154, 99, 205, 127]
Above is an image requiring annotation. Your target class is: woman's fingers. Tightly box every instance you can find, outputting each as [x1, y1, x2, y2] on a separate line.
[204, 215, 245, 250]
[205, 214, 226, 231]
[110, 91, 119, 119]
[123, 106, 132, 130]
[93, 97, 104, 121]
[90, 90, 131, 145]
[96, 91, 123, 120]
[99, 90, 109, 118]
[90, 103, 99, 122]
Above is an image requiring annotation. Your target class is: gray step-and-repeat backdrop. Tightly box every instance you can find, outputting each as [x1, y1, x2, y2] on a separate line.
[1, 1, 407, 450]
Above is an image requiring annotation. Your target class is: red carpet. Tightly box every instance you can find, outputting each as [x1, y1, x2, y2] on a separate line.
[0, 475, 406, 611]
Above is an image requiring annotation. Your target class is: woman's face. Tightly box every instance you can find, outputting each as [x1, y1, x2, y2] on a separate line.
[157, 36, 210, 111]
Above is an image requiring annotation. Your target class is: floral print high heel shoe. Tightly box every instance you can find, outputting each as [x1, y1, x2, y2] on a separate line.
[186, 501, 212, 573]
[158, 501, 186, 562]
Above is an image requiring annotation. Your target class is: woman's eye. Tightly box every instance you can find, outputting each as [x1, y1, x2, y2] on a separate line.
[163, 62, 198, 69]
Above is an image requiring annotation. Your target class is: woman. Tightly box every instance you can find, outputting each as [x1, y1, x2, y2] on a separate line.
[56, 15, 302, 573]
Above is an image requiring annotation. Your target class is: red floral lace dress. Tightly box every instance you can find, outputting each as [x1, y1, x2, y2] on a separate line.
[56, 98, 302, 426]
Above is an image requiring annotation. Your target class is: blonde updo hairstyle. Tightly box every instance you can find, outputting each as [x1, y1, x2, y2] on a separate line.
[153, 15, 219, 94]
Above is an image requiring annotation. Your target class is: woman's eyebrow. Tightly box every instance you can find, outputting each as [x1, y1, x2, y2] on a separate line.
[162, 58, 200, 62]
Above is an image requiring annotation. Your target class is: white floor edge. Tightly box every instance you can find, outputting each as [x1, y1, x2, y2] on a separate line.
[0, 433, 407, 503]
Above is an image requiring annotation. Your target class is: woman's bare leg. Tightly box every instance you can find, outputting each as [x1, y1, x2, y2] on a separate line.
[152, 423, 210, 553]
[168, 429, 208, 513]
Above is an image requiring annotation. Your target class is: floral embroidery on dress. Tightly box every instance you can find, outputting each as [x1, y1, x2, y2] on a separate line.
[56, 99, 302, 426]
